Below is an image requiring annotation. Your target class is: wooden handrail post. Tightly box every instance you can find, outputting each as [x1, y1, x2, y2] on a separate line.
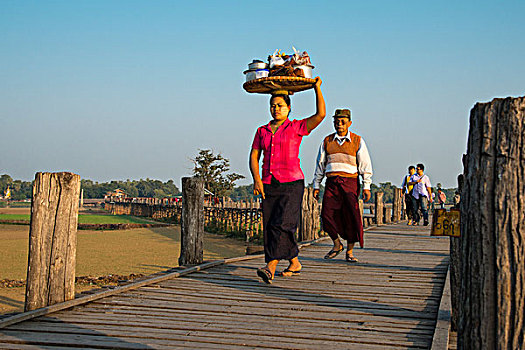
[374, 192, 384, 225]
[458, 96, 525, 349]
[358, 199, 365, 228]
[450, 172, 464, 332]
[392, 187, 402, 222]
[299, 187, 320, 242]
[179, 177, 204, 266]
[25, 172, 81, 311]
[383, 206, 392, 224]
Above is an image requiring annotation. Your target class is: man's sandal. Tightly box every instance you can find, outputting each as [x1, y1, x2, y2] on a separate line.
[324, 247, 344, 259]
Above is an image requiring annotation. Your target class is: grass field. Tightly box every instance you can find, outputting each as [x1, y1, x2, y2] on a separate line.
[77, 214, 157, 224]
[0, 202, 31, 208]
[0, 214, 156, 224]
[0, 214, 28, 221]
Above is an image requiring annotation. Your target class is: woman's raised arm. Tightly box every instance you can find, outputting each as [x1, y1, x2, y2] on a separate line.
[306, 77, 326, 133]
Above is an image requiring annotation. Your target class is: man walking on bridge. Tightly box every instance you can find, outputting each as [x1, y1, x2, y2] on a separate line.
[313, 108, 373, 262]
[401, 165, 417, 225]
[408, 163, 433, 226]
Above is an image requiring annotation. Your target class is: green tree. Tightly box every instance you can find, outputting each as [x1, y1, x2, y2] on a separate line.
[370, 182, 396, 203]
[230, 184, 254, 201]
[0, 175, 32, 200]
[79, 178, 180, 199]
[192, 149, 245, 197]
[0, 174, 13, 196]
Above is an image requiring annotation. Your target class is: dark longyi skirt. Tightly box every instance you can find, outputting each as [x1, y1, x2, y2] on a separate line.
[262, 178, 304, 263]
[321, 176, 364, 247]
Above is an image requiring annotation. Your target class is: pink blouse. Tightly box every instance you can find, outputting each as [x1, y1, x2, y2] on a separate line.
[252, 118, 310, 184]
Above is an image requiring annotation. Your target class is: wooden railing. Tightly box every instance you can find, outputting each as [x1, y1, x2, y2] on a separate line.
[104, 186, 407, 243]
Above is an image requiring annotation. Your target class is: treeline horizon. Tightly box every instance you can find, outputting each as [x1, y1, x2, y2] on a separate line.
[0, 174, 183, 200]
[1, 174, 457, 204]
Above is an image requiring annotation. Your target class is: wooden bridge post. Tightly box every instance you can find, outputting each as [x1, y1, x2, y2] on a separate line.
[458, 96, 525, 349]
[383, 206, 391, 224]
[374, 192, 384, 225]
[299, 187, 320, 241]
[358, 199, 365, 228]
[450, 171, 464, 332]
[392, 187, 403, 222]
[179, 177, 204, 266]
[25, 172, 81, 311]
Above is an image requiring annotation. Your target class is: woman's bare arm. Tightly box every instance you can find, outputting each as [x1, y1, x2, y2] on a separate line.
[250, 148, 265, 199]
[306, 77, 326, 133]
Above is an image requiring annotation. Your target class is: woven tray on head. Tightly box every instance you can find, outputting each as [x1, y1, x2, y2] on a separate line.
[243, 76, 316, 95]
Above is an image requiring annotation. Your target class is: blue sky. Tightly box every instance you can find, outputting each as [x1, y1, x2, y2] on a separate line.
[1, 1, 524, 189]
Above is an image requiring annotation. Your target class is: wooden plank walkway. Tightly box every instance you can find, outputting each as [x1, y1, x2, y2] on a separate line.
[0, 222, 450, 349]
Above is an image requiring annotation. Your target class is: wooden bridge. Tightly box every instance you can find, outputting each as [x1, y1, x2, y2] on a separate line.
[0, 222, 451, 349]
[2, 95, 523, 349]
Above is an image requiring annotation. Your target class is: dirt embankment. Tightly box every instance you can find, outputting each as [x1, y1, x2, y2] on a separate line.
[0, 208, 29, 215]
[0, 208, 173, 230]
[1, 273, 146, 289]
[0, 220, 173, 230]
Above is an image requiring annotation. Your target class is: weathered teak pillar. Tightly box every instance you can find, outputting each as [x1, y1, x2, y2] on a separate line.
[374, 192, 384, 225]
[392, 187, 403, 222]
[358, 199, 364, 227]
[383, 206, 392, 224]
[179, 177, 204, 266]
[458, 96, 525, 349]
[299, 187, 321, 242]
[25, 172, 81, 311]
[450, 171, 464, 331]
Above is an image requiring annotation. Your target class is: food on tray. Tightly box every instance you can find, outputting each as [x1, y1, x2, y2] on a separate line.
[243, 47, 317, 95]
[244, 47, 314, 82]
[267, 47, 313, 78]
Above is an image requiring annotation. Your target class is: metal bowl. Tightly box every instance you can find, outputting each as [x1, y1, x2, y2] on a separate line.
[293, 65, 314, 79]
[248, 60, 268, 70]
[245, 71, 257, 82]
[255, 69, 269, 79]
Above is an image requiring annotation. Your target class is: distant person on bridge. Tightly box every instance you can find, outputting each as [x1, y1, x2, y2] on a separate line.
[436, 188, 446, 209]
[401, 165, 417, 225]
[312, 108, 373, 263]
[408, 163, 433, 226]
[250, 77, 326, 284]
[453, 191, 461, 209]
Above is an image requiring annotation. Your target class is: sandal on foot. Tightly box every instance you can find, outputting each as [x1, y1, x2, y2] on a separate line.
[257, 267, 273, 284]
[346, 255, 359, 263]
[324, 247, 344, 259]
[279, 268, 301, 277]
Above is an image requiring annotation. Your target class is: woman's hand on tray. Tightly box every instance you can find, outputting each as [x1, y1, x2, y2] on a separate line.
[314, 76, 322, 89]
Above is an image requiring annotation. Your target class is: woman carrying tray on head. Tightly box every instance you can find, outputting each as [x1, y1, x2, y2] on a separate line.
[250, 77, 326, 284]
